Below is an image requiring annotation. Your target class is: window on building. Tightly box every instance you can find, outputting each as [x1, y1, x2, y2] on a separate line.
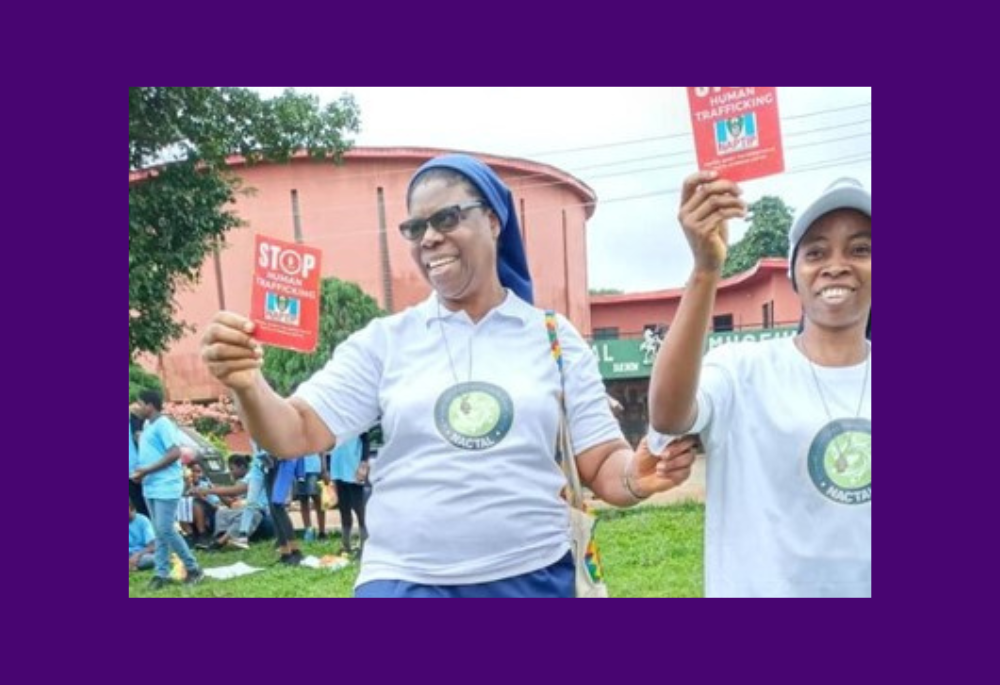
[762, 301, 774, 329]
[593, 327, 619, 340]
[713, 314, 734, 332]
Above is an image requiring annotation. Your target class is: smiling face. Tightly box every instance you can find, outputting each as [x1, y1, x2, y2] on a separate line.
[794, 208, 872, 334]
[406, 175, 501, 309]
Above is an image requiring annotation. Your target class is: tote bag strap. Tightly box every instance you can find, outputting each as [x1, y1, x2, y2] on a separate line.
[544, 311, 585, 510]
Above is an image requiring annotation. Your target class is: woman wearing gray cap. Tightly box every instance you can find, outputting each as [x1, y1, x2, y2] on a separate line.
[648, 171, 871, 598]
[201, 154, 698, 597]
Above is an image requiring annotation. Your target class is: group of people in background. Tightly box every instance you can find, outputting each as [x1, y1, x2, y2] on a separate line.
[130, 390, 373, 587]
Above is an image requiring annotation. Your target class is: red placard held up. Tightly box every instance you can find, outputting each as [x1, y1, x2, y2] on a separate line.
[687, 87, 784, 182]
[250, 234, 323, 353]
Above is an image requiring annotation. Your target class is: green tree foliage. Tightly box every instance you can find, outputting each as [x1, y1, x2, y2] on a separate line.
[263, 279, 385, 396]
[722, 196, 794, 278]
[129, 363, 163, 403]
[129, 87, 361, 359]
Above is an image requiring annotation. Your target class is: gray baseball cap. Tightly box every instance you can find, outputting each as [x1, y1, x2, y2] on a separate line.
[788, 177, 871, 279]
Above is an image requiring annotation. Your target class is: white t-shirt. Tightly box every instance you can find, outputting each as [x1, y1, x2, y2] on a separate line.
[649, 338, 871, 598]
[295, 291, 623, 587]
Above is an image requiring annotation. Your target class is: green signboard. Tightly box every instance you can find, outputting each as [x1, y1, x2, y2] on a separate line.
[592, 327, 797, 380]
[590, 339, 652, 380]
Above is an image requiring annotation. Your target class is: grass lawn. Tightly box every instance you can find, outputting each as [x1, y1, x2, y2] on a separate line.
[599, 502, 704, 598]
[128, 503, 703, 598]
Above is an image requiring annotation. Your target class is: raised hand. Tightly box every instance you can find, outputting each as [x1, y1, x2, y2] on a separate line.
[678, 171, 746, 274]
[201, 312, 264, 392]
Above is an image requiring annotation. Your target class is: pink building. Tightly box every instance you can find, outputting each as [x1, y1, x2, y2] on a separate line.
[137, 148, 597, 401]
[590, 258, 800, 339]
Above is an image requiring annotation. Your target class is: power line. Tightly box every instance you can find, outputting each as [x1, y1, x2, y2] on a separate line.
[785, 118, 870, 138]
[545, 118, 870, 174]
[201, 102, 872, 193]
[524, 102, 870, 156]
[782, 131, 871, 150]
[239, 129, 870, 218]
[591, 154, 871, 208]
[781, 101, 871, 120]
[466, 132, 869, 192]
[552, 133, 869, 184]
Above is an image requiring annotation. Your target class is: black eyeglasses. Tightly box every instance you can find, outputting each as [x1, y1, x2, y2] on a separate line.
[399, 201, 488, 241]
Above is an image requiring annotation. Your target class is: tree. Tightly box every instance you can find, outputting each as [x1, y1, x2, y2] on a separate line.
[129, 87, 361, 359]
[722, 196, 794, 278]
[262, 278, 385, 396]
[129, 362, 163, 403]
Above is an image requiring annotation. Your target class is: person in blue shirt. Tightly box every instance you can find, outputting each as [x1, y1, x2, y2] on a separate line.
[329, 434, 370, 557]
[195, 454, 271, 548]
[229, 445, 269, 550]
[131, 390, 204, 589]
[129, 417, 149, 517]
[239, 441, 303, 565]
[129, 500, 156, 572]
[296, 453, 326, 541]
[266, 456, 303, 566]
[130, 419, 138, 478]
[187, 461, 223, 545]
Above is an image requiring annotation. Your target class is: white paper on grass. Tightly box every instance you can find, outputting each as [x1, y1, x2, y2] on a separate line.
[202, 562, 265, 580]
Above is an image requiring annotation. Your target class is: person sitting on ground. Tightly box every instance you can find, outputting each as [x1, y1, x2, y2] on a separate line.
[193, 454, 271, 549]
[129, 499, 156, 573]
[187, 461, 224, 545]
[228, 445, 270, 550]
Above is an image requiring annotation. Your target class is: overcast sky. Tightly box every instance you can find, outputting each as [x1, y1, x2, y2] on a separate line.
[251, 87, 871, 292]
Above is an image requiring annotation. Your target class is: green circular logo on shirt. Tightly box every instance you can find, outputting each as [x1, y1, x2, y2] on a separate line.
[808, 418, 871, 505]
[435, 382, 513, 451]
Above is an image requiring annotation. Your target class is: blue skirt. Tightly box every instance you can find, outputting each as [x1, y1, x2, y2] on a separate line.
[355, 552, 575, 598]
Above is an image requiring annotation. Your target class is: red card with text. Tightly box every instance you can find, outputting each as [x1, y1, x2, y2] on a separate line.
[687, 87, 784, 182]
[250, 235, 322, 353]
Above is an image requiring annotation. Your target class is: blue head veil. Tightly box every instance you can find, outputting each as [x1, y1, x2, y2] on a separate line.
[408, 154, 533, 304]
